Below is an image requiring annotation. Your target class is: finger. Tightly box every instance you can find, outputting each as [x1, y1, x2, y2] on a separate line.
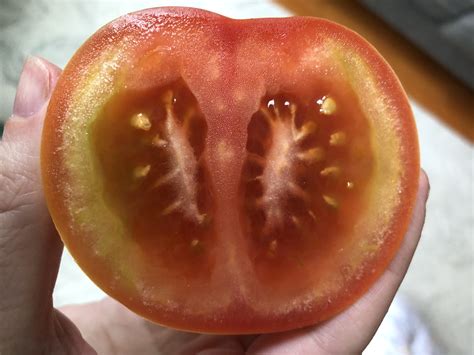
[3, 56, 61, 142]
[0, 56, 62, 345]
[62, 297, 249, 355]
[247, 171, 429, 354]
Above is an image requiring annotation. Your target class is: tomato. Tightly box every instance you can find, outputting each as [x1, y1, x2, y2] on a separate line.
[41, 7, 419, 333]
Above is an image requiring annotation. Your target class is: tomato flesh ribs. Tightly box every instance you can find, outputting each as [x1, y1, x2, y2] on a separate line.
[41, 7, 419, 334]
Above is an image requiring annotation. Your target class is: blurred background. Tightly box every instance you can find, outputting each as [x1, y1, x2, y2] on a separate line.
[0, 0, 472, 354]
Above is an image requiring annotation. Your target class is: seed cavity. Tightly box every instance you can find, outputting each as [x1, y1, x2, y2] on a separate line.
[239, 91, 375, 264]
[244, 93, 357, 253]
[246, 97, 328, 237]
[330, 131, 347, 146]
[130, 113, 151, 131]
[318, 96, 337, 115]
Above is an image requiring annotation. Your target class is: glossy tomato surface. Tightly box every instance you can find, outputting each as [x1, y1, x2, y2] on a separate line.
[41, 7, 419, 333]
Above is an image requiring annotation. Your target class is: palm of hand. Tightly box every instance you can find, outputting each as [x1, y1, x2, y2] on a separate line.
[0, 57, 428, 355]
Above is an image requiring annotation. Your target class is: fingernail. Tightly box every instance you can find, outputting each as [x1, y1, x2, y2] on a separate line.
[13, 56, 51, 118]
[421, 168, 430, 202]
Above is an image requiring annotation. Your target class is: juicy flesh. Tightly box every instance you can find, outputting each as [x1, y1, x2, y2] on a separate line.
[93, 80, 374, 293]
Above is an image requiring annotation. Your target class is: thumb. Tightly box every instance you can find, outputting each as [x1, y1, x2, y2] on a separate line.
[0, 56, 62, 346]
[4, 56, 61, 141]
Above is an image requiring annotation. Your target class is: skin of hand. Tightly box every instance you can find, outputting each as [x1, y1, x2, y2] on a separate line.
[0, 56, 429, 355]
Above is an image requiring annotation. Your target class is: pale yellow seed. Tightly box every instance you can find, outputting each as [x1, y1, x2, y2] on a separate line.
[329, 131, 347, 146]
[320, 97, 337, 115]
[153, 169, 179, 188]
[297, 147, 325, 162]
[190, 239, 200, 248]
[323, 195, 339, 208]
[269, 239, 278, 252]
[288, 102, 297, 118]
[289, 182, 310, 201]
[295, 121, 317, 141]
[320, 166, 341, 177]
[291, 216, 302, 228]
[130, 113, 151, 131]
[302, 121, 317, 133]
[162, 200, 182, 216]
[346, 181, 355, 189]
[152, 134, 168, 148]
[133, 165, 151, 179]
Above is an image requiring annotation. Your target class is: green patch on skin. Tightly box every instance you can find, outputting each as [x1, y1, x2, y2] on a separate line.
[57, 45, 141, 295]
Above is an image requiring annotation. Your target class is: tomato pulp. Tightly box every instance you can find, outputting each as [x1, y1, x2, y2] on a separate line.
[41, 7, 419, 333]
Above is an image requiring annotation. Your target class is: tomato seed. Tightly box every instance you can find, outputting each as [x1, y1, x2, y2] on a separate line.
[133, 164, 151, 179]
[329, 131, 347, 146]
[320, 166, 341, 177]
[296, 147, 325, 163]
[152, 134, 168, 148]
[294, 121, 317, 142]
[130, 112, 151, 131]
[318, 96, 337, 115]
[323, 195, 339, 208]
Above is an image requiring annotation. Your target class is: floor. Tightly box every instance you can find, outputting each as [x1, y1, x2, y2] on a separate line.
[1, 1, 472, 354]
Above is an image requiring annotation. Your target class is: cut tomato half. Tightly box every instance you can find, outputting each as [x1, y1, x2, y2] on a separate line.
[41, 7, 419, 333]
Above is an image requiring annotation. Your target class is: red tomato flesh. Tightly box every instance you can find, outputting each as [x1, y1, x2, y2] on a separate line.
[41, 7, 419, 333]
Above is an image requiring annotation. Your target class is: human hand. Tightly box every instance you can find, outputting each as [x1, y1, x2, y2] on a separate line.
[0, 56, 429, 355]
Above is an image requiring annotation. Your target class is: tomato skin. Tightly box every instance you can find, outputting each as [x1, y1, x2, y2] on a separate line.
[41, 7, 419, 333]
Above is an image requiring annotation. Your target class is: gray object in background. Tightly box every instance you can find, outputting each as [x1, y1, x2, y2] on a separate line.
[360, 0, 474, 90]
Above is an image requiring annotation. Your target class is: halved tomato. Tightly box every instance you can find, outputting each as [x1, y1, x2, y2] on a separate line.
[41, 7, 419, 333]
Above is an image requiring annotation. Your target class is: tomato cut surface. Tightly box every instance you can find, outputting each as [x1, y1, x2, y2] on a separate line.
[41, 7, 419, 333]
